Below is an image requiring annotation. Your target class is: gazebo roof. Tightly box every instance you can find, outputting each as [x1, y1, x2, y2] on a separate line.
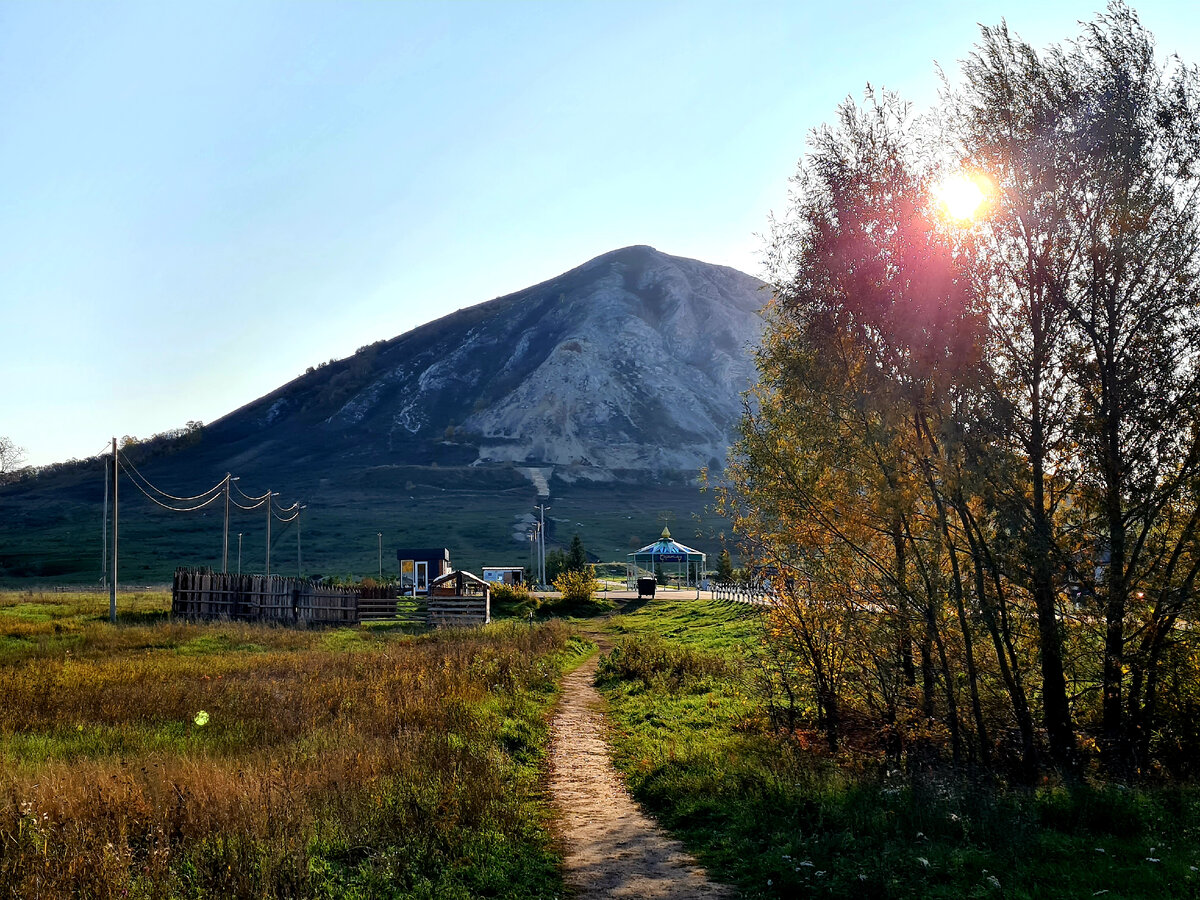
[628, 525, 704, 558]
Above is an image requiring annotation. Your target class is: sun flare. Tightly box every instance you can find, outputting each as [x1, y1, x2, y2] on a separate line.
[934, 172, 990, 221]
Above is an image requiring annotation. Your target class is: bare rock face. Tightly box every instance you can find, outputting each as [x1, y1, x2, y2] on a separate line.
[209, 245, 766, 482]
[462, 247, 764, 476]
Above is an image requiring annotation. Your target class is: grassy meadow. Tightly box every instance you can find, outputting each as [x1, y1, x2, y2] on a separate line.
[0, 590, 589, 899]
[594, 595, 1200, 899]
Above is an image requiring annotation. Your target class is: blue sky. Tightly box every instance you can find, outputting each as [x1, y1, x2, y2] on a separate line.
[2, 0, 1197, 467]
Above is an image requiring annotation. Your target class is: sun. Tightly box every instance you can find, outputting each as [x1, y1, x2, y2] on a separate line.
[934, 172, 991, 222]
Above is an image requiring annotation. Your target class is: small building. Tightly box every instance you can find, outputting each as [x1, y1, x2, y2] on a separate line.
[482, 566, 525, 586]
[627, 526, 707, 588]
[428, 569, 491, 626]
[396, 548, 451, 595]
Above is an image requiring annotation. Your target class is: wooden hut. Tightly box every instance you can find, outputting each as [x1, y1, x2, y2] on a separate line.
[395, 548, 451, 595]
[427, 570, 490, 626]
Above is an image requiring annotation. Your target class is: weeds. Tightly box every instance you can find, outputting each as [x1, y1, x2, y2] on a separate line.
[0, 591, 579, 898]
[597, 633, 736, 690]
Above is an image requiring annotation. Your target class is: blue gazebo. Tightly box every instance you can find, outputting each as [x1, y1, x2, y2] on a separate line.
[626, 526, 707, 588]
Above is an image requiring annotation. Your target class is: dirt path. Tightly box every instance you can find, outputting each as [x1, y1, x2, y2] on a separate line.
[549, 651, 732, 899]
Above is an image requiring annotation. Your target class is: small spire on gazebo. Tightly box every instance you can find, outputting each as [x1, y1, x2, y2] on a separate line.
[661, 525, 671, 540]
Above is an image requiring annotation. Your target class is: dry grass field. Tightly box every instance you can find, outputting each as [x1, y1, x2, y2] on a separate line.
[0, 590, 585, 899]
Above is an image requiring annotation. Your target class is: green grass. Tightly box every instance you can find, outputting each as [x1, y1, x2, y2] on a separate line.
[596, 594, 1200, 899]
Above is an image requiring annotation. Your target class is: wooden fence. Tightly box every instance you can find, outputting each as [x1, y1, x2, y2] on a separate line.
[172, 569, 358, 626]
[171, 569, 487, 627]
[357, 586, 429, 625]
[428, 596, 490, 627]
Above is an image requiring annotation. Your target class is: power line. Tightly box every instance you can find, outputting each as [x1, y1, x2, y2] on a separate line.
[232, 481, 272, 504]
[105, 440, 305, 593]
[118, 456, 225, 512]
[118, 453, 226, 502]
[230, 496, 267, 511]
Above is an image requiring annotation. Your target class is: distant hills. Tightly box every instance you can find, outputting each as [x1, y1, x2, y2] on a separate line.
[0, 246, 766, 582]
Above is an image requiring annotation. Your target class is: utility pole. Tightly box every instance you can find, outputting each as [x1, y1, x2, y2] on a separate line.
[377, 532, 382, 580]
[531, 522, 540, 587]
[530, 528, 540, 585]
[110, 437, 118, 624]
[237, 533, 243, 575]
[265, 491, 278, 576]
[534, 504, 550, 587]
[101, 458, 108, 591]
[222, 474, 239, 573]
[297, 506, 307, 577]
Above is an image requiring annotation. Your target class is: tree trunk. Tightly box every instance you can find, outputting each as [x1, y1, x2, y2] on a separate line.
[1029, 362, 1076, 770]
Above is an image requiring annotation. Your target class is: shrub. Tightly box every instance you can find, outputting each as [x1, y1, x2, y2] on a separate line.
[491, 583, 538, 617]
[552, 569, 600, 605]
[598, 634, 736, 690]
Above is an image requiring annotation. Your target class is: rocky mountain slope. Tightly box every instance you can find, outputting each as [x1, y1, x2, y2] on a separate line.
[208, 244, 766, 484]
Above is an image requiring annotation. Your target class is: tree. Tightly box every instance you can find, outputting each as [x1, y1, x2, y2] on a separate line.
[722, 3, 1200, 777]
[956, 2, 1200, 773]
[716, 549, 735, 583]
[545, 548, 568, 584]
[0, 436, 26, 481]
[567, 533, 588, 573]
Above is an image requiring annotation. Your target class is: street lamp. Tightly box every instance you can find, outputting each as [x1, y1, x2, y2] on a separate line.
[377, 532, 383, 580]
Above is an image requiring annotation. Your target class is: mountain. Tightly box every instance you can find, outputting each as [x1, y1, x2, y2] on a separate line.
[207, 244, 765, 483]
[0, 246, 766, 582]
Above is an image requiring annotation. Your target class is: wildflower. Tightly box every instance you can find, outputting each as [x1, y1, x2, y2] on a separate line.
[194, 710, 210, 727]
[917, 857, 930, 868]
[987, 875, 1001, 889]
[1146, 858, 1160, 864]
[815, 871, 826, 877]
[858, 874, 867, 881]
[1095, 848, 1106, 854]
[767, 879, 772, 887]
[799, 860, 814, 867]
